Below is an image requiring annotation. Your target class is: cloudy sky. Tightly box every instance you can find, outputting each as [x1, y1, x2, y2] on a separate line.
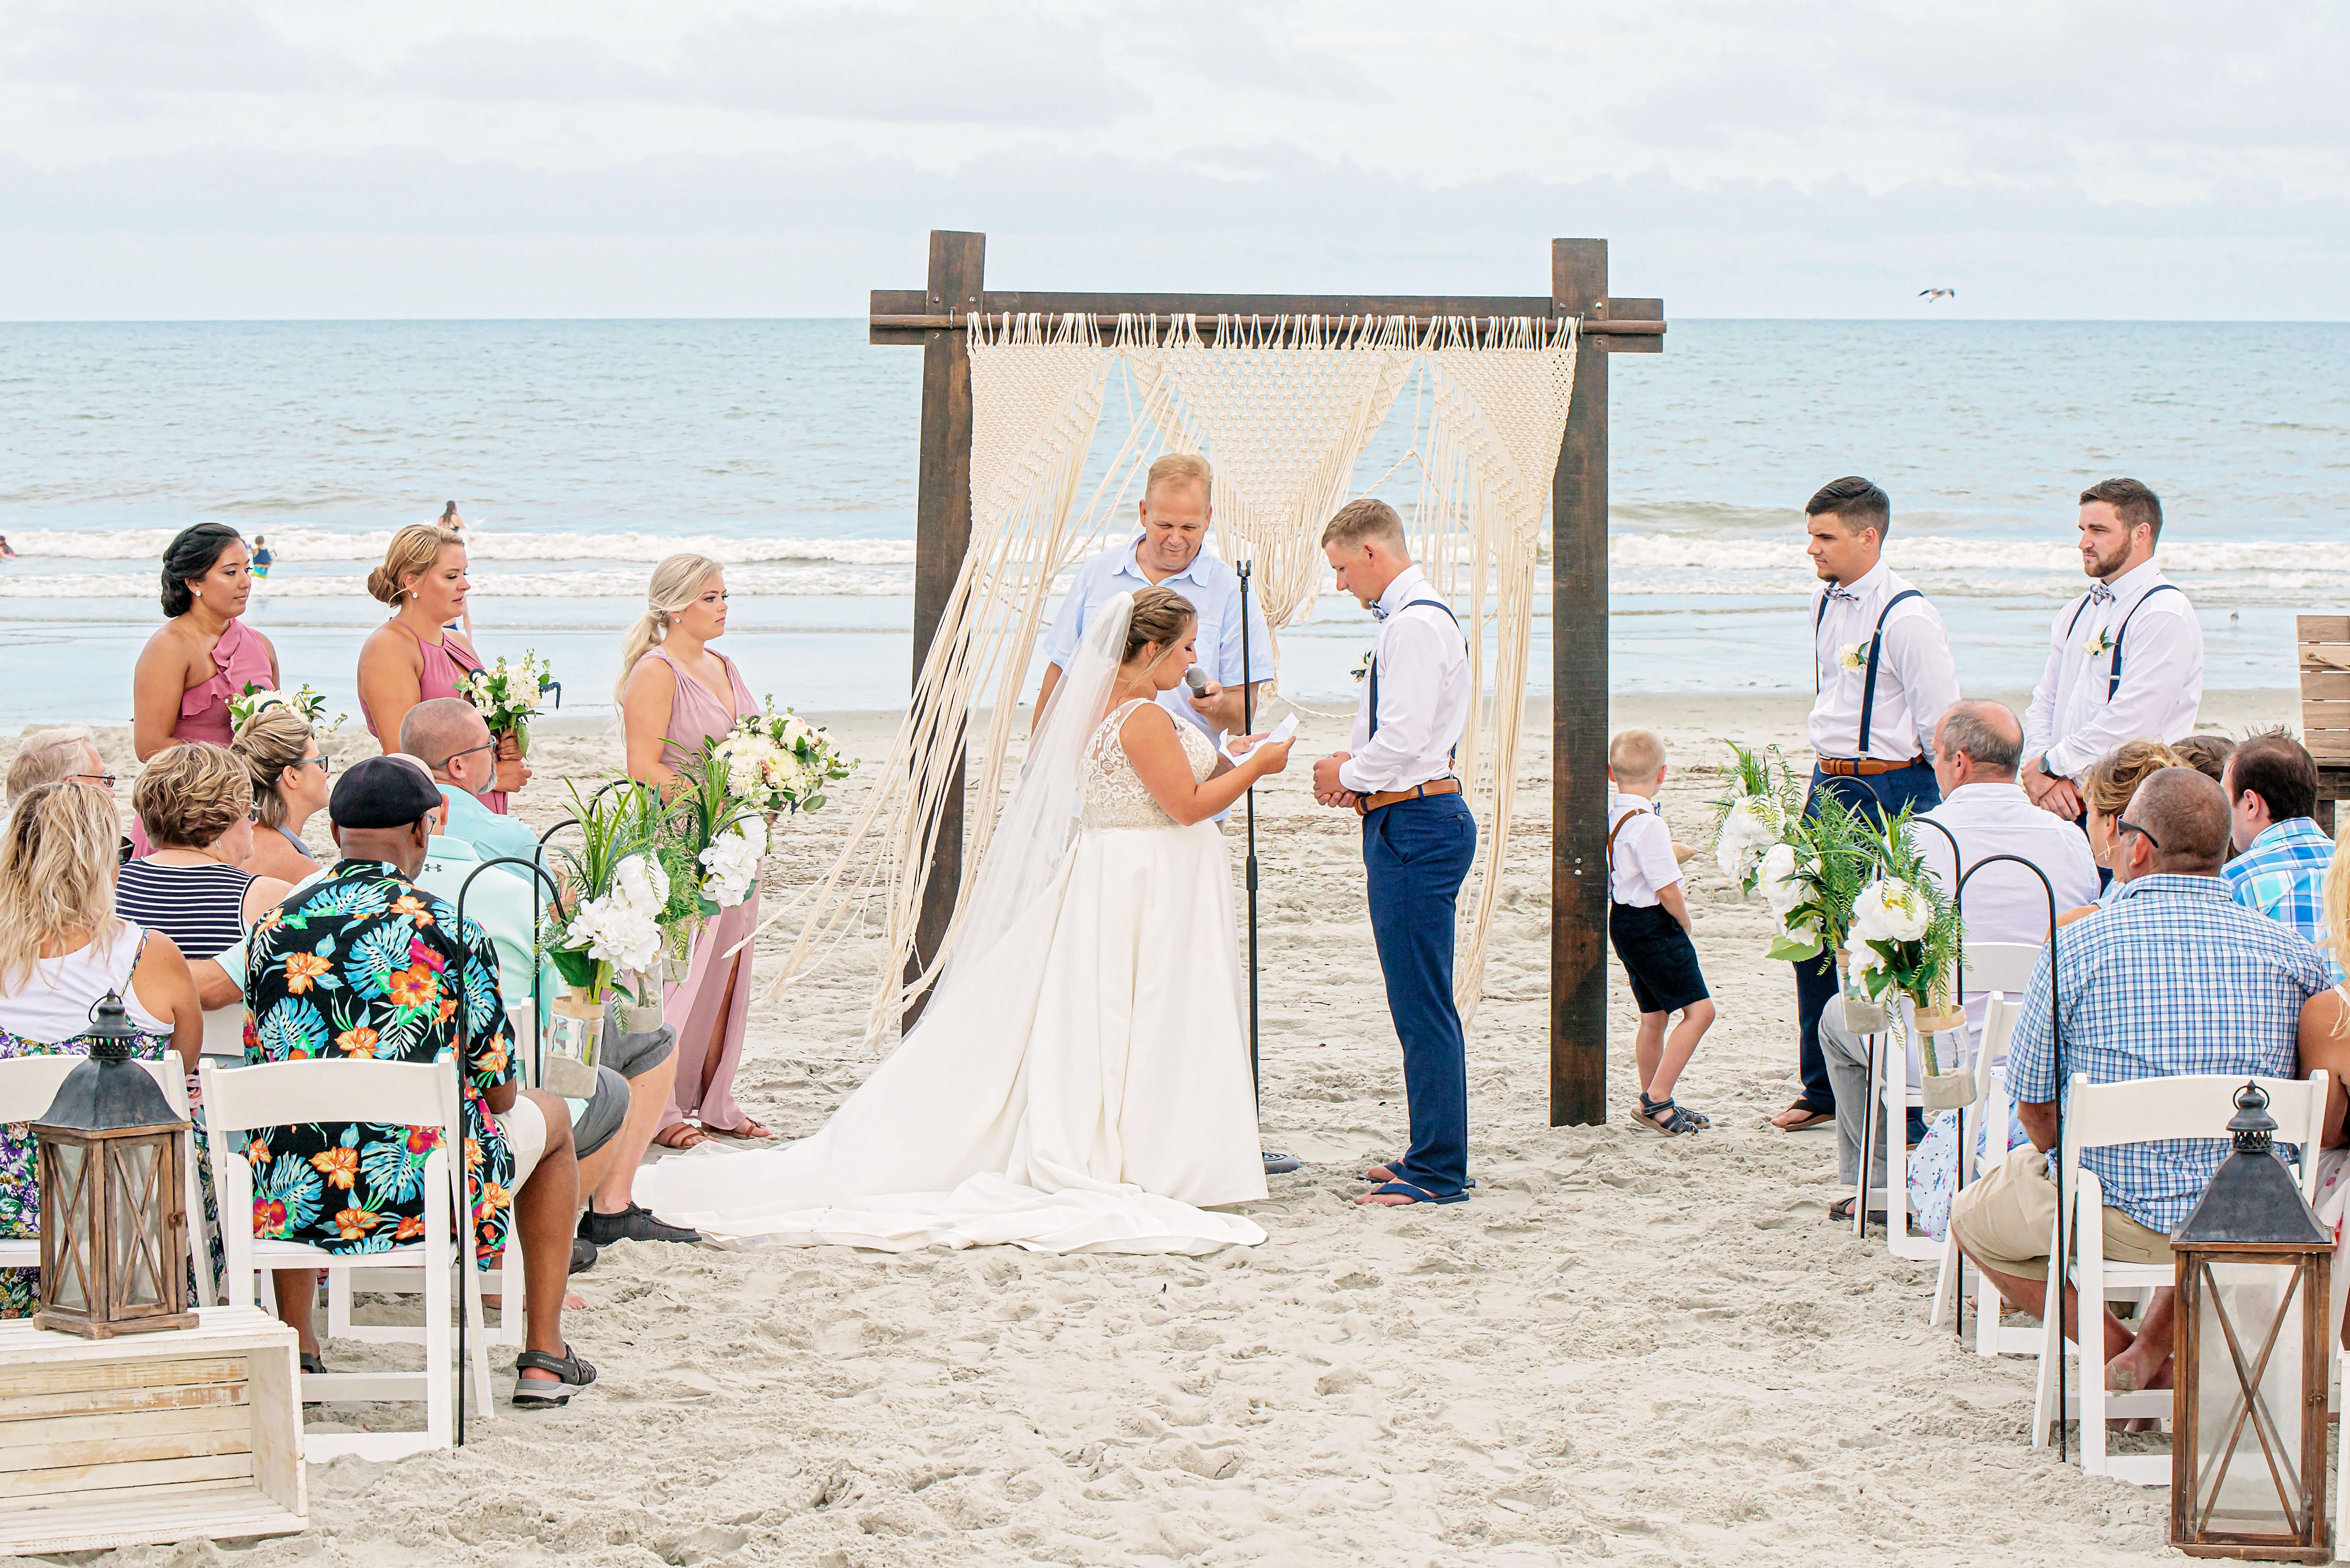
[3, 0, 2344, 319]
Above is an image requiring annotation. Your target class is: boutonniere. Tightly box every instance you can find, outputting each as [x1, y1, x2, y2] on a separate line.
[1835, 642, 1869, 672]
[2081, 627, 2115, 659]
[1350, 648, 1373, 683]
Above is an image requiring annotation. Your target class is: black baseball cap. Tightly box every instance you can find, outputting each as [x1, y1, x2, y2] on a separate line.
[330, 754, 444, 830]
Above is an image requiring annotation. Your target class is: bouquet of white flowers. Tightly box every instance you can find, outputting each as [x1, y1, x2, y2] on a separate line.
[230, 682, 345, 733]
[1708, 742, 1802, 892]
[459, 651, 552, 754]
[698, 815, 766, 910]
[1844, 807, 1962, 1016]
[727, 700, 858, 814]
[537, 780, 664, 1089]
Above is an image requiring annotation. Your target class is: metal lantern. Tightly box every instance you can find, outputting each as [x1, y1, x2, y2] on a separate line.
[29, 992, 195, 1339]
[2170, 1083, 2332, 1561]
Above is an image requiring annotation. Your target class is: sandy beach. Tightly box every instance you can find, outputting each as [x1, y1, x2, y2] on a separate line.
[2, 685, 2300, 1566]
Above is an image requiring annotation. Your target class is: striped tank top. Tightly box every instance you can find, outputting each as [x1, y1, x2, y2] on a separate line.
[114, 860, 255, 963]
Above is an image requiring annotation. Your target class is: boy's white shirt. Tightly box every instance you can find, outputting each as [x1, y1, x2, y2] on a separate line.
[1606, 790, 1681, 907]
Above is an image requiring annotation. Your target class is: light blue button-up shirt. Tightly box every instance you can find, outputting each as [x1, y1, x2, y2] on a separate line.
[1040, 536, 1277, 738]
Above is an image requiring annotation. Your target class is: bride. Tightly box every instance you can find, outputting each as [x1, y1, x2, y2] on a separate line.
[633, 586, 1295, 1253]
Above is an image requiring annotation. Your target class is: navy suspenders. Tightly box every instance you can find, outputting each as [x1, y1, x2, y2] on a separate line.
[2063, 581, 2182, 699]
[1816, 587, 1925, 756]
[1366, 598, 1463, 743]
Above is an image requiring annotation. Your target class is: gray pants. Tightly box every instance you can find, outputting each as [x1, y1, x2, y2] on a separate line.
[1818, 997, 1889, 1189]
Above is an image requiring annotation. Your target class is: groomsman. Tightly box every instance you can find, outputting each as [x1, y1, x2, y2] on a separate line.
[1312, 498, 1476, 1207]
[2021, 478, 2204, 825]
[1773, 478, 1959, 1134]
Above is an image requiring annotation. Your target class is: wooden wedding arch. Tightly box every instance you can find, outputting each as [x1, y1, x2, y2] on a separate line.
[869, 230, 1666, 1127]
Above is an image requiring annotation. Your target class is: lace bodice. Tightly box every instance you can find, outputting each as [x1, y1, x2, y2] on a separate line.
[1080, 700, 1217, 831]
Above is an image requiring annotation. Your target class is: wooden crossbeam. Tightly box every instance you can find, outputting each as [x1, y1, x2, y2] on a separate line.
[872, 231, 1664, 1125]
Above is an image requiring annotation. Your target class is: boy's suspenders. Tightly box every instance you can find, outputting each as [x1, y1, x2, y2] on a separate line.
[1816, 586, 1926, 755]
[2064, 581, 2184, 700]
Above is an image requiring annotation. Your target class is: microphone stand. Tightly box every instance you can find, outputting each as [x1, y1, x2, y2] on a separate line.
[1239, 563, 1298, 1176]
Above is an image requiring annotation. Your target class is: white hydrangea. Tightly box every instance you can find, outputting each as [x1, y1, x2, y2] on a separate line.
[1758, 841, 1804, 917]
[1849, 878, 1931, 945]
[1712, 795, 1784, 884]
[699, 821, 765, 909]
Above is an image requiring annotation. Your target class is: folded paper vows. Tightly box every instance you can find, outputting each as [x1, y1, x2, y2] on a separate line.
[1218, 712, 1297, 764]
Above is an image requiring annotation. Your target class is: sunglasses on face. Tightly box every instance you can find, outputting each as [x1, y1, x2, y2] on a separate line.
[71, 773, 116, 789]
[2115, 817, 2162, 850]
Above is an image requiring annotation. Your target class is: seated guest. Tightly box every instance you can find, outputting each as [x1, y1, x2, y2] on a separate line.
[231, 705, 330, 885]
[5, 728, 123, 856]
[1949, 768, 2338, 1396]
[244, 756, 593, 1404]
[2221, 730, 2339, 974]
[2172, 732, 2235, 787]
[398, 698, 539, 880]
[2059, 738, 2184, 920]
[0, 781, 200, 1316]
[120, 743, 292, 961]
[1820, 700, 2101, 1222]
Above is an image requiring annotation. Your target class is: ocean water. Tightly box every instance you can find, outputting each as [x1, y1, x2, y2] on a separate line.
[2, 319, 2343, 727]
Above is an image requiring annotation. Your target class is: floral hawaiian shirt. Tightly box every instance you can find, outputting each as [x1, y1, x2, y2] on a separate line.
[243, 858, 517, 1265]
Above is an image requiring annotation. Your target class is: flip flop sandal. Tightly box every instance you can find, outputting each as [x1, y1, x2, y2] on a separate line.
[1827, 1197, 1886, 1225]
[299, 1351, 328, 1376]
[1358, 1179, 1470, 1207]
[512, 1343, 598, 1408]
[1360, 1161, 1477, 1188]
[1775, 1106, 1836, 1132]
[1639, 1092, 1709, 1131]
[1631, 1098, 1702, 1136]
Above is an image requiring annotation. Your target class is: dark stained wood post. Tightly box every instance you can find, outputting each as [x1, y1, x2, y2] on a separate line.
[903, 230, 984, 1028]
[1550, 239, 1611, 1126]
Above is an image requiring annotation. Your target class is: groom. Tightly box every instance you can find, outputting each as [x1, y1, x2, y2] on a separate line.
[1312, 499, 1476, 1207]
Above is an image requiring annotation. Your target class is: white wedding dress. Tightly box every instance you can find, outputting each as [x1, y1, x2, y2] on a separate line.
[634, 599, 1268, 1254]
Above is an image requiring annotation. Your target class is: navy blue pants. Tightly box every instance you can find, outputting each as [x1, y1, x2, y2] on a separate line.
[1791, 762, 1941, 1111]
[1364, 791, 1478, 1198]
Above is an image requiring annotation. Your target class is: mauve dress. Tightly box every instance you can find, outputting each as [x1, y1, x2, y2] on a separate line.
[643, 645, 760, 1132]
[129, 616, 278, 855]
[363, 622, 509, 815]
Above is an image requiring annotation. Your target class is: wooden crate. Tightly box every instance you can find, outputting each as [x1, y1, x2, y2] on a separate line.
[2300, 614, 2350, 764]
[0, 1305, 304, 1555]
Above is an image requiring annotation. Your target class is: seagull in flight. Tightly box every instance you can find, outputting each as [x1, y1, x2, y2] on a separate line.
[1919, 288, 1956, 302]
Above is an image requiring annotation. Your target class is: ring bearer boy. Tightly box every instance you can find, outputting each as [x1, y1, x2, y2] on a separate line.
[1312, 498, 1476, 1207]
[2020, 478, 2203, 843]
[1773, 477, 1959, 1134]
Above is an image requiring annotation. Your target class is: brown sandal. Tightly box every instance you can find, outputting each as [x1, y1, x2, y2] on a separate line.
[707, 1116, 776, 1140]
[1772, 1100, 1835, 1132]
[651, 1122, 711, 1151]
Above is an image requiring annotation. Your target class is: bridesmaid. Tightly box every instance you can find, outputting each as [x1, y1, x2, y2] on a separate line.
[355, 523, 525, 812]
[619, 553, 772, 1148]
[133, 524, 280, 759]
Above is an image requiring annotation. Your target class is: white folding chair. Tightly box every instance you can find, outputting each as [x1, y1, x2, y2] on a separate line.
[2029, 1070, 2327, 1485]
[0, 1053, 214, 1307]
[325, 998, 540, 1350]
[201, 1058, 496, 1461]
[1927, 993, 2037, 1347]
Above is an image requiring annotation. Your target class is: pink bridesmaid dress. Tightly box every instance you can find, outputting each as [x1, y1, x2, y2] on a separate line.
[363, 623, 508, 815]
[643, 645, 761, 1134]
[174, 618, 275, 745]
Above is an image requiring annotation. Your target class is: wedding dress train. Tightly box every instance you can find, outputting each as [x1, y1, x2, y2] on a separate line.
[634, 608, 1268, 1255]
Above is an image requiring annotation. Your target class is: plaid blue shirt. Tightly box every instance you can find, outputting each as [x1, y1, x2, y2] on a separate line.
[2007, 873, 2334, 1234]
[2223, 816, 2342, 980]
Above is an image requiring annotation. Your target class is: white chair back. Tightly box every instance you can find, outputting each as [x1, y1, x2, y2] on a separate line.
[1961, 941, 2042, 997]
[199, 1058, 456, 1141]
[2064, 1071, 2327, 1196]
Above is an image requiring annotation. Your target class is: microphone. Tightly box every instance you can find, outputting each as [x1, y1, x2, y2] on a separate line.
[1184, 668, 1209, 699]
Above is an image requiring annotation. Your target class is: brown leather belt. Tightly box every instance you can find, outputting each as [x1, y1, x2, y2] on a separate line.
[1818, 756, 1926, 778]
[1356, 778, 1463, 815]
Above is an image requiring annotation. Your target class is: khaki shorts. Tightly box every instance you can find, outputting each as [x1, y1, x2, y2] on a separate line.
[501, 1094, 548, 1190]
[1948, 1144, 2173, 1282]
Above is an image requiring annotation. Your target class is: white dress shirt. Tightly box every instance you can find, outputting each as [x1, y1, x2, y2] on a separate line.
[1339, 565, 1469, 795]
[1606, 793, 1681, 907]
[1041, 535, 1277, 738]
[2022, 558, 2204, 781]
[1913, 780, 2102, 1039]
[1806, 560, 1959, 763]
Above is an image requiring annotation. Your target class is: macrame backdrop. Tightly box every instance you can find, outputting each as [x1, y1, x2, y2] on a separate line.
[759, 315, 1577, 1040]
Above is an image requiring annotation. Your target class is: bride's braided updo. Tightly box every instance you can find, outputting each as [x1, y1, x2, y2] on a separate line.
[1122, 586, 1197, 672]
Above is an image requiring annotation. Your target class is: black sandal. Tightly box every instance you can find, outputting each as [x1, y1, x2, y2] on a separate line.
[1632, 1097, 1701, 1136]
[1828, 1197, 1887, 1225]
[1640, 1091, 1709, 1130]
[512, 1343, 598, 1408]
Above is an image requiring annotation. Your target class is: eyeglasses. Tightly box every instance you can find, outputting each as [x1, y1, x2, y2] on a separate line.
[2115, 817, 2162, 850]
[295, 754, 333, 775]
[432, 740, 498, 772]
[70, 773, 116, 789]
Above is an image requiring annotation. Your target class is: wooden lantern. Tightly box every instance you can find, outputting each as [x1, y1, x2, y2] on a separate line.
[2170, 1083, 2332, 1561]
[28, 991, 196, 1340]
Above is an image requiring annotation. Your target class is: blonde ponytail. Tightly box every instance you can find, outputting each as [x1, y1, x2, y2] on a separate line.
[615, 553, 726, 708]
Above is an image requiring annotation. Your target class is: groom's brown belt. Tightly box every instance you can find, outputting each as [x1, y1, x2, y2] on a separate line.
[1818, 756, 1925, 778]
[1356, 778, 1463, 816]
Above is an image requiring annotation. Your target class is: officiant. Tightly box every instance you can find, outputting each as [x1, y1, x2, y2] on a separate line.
[1036, 453, 1276, 738]
[1775, 477, 1959, 1134]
